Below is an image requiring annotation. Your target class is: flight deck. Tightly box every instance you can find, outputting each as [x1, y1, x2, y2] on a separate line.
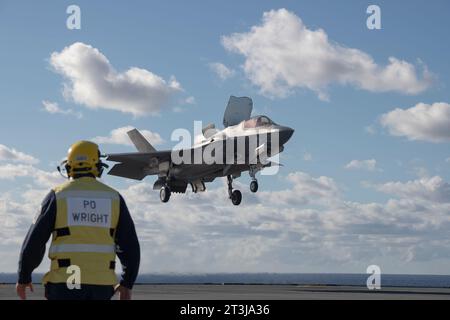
[1, 284, 449, 300]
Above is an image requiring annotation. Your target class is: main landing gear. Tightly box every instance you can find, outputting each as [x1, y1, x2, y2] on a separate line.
[160, 185, 171, 203]
[227, 175, 242, 206]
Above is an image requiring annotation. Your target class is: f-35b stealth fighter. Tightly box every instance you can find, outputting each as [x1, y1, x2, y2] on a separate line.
[106, 96, 294, 205]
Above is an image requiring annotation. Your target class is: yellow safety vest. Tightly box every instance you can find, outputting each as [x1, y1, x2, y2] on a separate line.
[42, 177, 120, 286]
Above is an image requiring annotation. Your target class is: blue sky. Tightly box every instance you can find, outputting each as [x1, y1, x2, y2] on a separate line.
[1, 0, 450, 275]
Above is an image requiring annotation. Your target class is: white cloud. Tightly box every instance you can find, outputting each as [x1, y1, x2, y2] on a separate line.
[2, 169, 450, 273]
[380, 102, 450, 143]
[0, 163, 30, 180]
[33, 168, 65, 188]
[0, 160, 65, 266]
[50, 42, 182, 116]
[0, 144, 38, 164]
[345, 159, 378, 172]
[221, 8, 432, 100]
[42, 100, 82, 119]
[257, 171, 340, 206]
[375, 176, 450, 203]
[0, 193, 36, 244]
[0, 163, 64, 188]
[209, 62, 236, 80]
[92, 126, 164, 146]
[113, 171, 450, 273]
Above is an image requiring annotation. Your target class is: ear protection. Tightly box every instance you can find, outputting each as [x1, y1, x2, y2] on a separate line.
[57, 159, 109, 179]
[57, 160, 69, 179]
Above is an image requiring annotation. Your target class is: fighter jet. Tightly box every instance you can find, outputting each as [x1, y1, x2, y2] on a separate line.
[106, 96, 294, 205]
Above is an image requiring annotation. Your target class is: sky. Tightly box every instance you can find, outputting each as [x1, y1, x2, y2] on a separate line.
[0, 0, 450, 276]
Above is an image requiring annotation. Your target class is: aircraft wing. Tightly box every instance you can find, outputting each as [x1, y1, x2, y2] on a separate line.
[106, 151, 171, 180]
[106, 151, 171, 164]
[108, 163, 149, 180]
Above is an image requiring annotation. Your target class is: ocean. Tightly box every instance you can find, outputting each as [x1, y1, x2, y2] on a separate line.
[2, 273, 450, 288]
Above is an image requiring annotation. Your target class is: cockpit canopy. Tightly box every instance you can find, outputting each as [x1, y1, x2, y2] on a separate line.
[243, 116, 276, 129]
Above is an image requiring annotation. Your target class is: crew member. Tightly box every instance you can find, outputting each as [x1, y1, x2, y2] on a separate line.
[16, 141, 140, 300]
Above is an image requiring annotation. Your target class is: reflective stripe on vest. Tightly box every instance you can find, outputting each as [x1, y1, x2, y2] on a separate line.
[49, 244, 116, 254]
[55, 190, 119, 201]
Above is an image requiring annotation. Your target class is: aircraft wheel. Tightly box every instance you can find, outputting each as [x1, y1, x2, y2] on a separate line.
[250, 180, 258, 193]
[160, 186, 171, 203]
[231, 190, 242, 206]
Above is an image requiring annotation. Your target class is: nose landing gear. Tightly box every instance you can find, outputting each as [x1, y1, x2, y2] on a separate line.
[250, 180, 258, 193]
[249, 165, 259, 193]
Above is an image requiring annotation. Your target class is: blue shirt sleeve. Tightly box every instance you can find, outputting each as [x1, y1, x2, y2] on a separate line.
[115, 194, 140, 289]
[17, 190, 56, 284]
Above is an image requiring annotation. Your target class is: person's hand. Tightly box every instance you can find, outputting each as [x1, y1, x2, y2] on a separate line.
[16, 283, 33, 300]
[114, 284, 132, 300]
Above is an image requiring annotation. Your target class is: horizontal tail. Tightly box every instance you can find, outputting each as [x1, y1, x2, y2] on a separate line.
[127, 128, 156, 153]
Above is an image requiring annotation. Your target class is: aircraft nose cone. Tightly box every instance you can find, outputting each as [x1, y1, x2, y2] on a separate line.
[279, 126, 294, 145]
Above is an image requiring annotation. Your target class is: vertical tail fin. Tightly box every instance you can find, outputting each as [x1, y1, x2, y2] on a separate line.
[127, 128, 157, 153]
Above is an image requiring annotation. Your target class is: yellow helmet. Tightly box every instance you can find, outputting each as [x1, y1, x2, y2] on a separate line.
[62, 141, 107, 178]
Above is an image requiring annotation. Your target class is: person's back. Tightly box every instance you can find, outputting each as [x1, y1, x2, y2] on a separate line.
[16, 141, 140, 300]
